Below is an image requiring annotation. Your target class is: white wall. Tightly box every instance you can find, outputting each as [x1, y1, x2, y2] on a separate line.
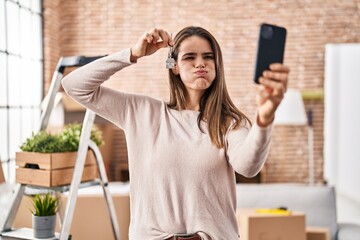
[324, 44, 360, 224]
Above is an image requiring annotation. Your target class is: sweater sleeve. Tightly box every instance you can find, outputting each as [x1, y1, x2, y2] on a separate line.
[61, 48, 135, 129]
[226, 120, 273, 178]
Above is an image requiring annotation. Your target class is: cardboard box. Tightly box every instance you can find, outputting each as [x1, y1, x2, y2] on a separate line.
[0, 163, 4, 183]
[307, 227, 330, 240]
[237, 208, 306, 240]
[15, 150, 97, 187]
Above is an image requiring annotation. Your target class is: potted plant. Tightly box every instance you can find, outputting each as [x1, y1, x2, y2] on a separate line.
[15, 124, 104, 187]
[19, 123, 104, 153]
[30, 193, 59, 238]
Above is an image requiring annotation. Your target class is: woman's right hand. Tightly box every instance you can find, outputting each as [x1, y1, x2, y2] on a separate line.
[130, 28, 173, 62]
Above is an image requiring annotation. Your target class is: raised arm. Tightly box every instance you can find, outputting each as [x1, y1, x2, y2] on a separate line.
[62, 28, 173, 128]
[228, 61, 289, 177]
[61, 49, 134, 127]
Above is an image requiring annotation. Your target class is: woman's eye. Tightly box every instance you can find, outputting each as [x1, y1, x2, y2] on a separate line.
[184, 57, 194, 60]
[204, 55, 214, 59]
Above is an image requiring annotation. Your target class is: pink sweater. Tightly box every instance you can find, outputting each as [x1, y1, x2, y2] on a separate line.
[62, 48, 272, 240]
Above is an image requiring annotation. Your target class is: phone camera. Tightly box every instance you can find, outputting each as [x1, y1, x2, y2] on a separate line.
[261, 25, 274, 40]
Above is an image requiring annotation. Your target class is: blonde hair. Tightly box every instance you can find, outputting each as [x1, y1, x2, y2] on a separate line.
[168, 26, 251, 148]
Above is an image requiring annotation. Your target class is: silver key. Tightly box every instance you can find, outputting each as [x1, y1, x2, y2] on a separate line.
[166, 56, 175, 69]
[166, 33, 175, 69]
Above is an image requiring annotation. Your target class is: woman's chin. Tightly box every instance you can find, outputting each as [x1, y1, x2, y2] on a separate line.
[195, 79, 210, 89]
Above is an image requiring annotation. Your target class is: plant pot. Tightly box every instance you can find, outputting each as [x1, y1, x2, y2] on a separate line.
[32, 214, 56, 238]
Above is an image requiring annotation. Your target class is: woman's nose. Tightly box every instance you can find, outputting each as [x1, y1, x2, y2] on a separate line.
[195, 58, 205, 68]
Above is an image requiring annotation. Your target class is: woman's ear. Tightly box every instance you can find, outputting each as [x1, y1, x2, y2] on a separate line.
[172, 64, 179, 75]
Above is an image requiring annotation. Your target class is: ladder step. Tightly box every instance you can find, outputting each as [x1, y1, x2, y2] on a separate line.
[0, 228, 71, 240]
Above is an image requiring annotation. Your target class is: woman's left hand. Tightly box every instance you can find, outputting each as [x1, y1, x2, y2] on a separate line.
[256, 63, 290, 127]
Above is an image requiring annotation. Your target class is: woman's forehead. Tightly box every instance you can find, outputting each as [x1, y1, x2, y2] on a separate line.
[178, 36, 213, 54]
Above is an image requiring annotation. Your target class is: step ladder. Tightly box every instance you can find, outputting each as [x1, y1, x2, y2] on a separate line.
[0, 55, 120, 240]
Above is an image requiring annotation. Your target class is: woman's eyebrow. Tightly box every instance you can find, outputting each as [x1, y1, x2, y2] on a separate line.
[203, 52, 214, 56]
[182, 52, 196, 57]
[182, 52, 214, 57]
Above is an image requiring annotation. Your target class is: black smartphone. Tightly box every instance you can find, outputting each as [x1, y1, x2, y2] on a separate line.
[254, 23, 287, 84]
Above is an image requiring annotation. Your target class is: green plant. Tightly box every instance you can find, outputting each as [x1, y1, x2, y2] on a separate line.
[31, 193, 59, 216]
[20, 131, 63, 153]
[59, 124, 104, 150]
[20, 123, 104, 153]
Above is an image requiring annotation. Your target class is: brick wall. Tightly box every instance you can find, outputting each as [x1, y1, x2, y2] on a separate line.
[42, 0, 360, 183]
[43, 0, 62, 94]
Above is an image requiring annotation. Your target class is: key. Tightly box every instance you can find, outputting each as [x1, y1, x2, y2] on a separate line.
[166, 55, 175, 69]
[166, 33, 175, 69]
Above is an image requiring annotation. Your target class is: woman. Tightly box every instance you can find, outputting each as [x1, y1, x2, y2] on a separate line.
[62, 26, 289, 240]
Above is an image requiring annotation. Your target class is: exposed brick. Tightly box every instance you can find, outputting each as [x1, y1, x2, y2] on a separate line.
[43, 0, 360, 183]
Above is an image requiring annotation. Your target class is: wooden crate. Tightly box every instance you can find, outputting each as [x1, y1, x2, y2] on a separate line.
[16, 150, 98, 187]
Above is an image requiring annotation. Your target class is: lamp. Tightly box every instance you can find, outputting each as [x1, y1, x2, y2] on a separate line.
[274, 89, 307, 125]
[274, 89, 314, 185]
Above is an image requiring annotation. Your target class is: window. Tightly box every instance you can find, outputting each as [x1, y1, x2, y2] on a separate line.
[0, 0, 43, 182]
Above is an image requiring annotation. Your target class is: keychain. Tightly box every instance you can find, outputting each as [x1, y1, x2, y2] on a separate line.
[166, 33, 175, 69]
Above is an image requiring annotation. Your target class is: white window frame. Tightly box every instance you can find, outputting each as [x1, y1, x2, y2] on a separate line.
[0, 0, 43, 182]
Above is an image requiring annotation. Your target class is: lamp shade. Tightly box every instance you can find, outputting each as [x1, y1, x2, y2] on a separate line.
[274, 88, 307, 125]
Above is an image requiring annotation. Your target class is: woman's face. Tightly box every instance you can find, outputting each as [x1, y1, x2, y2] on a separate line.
[175, 36, 216, 94]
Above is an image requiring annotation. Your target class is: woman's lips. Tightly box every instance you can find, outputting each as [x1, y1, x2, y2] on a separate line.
[195, 70, 207, 76]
